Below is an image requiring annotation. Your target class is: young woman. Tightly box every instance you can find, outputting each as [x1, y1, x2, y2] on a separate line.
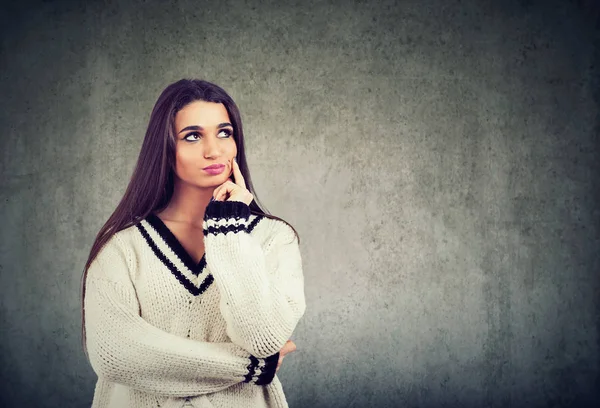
[81, 79, 306, 408]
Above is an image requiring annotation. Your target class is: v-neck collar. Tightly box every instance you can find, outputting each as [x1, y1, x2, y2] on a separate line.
[145, 213, 206, 276]
[134, 210, 265, 296]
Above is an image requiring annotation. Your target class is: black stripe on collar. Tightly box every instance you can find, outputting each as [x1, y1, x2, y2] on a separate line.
[145, 213, 206, 276]
[247, 214, 264, 233]
[135, 222, 213, 297]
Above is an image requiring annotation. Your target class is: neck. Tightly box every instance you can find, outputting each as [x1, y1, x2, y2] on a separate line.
[157, 180, 214, 226]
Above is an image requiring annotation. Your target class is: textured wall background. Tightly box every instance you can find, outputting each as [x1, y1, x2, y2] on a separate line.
[1, 0, 598, 407]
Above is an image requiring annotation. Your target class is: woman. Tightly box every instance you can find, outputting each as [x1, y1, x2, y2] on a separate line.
[81, 79, 306, 408]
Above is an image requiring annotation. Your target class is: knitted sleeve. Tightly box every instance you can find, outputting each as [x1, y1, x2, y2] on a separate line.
[203, 199, 307, 358]
[84, 235, 280, 397]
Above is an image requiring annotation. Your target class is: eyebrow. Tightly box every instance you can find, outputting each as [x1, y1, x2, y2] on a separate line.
[178, 123, 233, 134]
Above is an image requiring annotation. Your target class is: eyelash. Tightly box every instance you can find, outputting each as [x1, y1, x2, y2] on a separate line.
[184, 129, 233, 141]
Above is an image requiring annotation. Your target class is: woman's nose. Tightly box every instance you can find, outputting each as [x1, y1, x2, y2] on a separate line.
[203, 135, 221, 157]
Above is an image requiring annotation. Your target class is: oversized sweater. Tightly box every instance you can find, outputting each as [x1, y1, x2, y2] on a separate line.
[84, 199, 306, 408]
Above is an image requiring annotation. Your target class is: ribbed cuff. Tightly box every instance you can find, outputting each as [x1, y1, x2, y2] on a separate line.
[205, 199, 251, 220]
[255, 352, 280, 385]
[243, 355, 260, 383]
[203, 199, 251, 236]
[242, 352, 280, 385]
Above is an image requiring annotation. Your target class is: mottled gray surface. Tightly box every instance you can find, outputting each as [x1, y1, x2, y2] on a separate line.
[1, 0, 598, 407]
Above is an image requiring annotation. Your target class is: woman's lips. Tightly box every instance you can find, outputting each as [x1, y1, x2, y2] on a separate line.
[203, 165, 225, 175]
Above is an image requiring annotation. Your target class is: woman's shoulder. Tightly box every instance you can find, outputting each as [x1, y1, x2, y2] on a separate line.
[250, 213, 297, 245]
[93, 222, 142, 265]
[87, 226, 139, 284]
[93, 223, 138, 257]
[112, 222, 141, 245]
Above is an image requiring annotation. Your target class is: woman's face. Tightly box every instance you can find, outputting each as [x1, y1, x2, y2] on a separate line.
[172, 100, 237, 188]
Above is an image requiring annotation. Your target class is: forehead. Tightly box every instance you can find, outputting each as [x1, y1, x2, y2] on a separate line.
[175, 101, 230, 131]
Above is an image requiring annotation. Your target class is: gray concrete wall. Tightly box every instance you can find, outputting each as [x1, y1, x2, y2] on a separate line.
[1, 0, 598, 407]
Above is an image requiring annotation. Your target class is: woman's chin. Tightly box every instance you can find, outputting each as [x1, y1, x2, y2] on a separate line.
[197, 175, 229, 186]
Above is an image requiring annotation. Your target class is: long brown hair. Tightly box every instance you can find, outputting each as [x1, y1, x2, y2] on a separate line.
[81, 78, 300, 358]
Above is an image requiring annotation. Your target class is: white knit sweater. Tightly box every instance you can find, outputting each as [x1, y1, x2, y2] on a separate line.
[84, 200, 306, 408]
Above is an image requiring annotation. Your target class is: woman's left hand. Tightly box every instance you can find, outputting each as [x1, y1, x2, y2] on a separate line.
[276, 339, 297, 373]
[212, 158, 254, 205]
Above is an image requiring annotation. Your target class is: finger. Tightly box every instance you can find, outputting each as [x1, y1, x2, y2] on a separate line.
[213, 182, 232, 201]
[286, 340, 296, 352]
[217, 186, 229, 201]
[212, 185, 224, 201]
[231, 158, 246, 189]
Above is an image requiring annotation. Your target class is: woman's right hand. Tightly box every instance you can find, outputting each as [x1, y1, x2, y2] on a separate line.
[276, 340, 297, 372]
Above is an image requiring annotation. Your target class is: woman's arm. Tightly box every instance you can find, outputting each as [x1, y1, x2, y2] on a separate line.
[202, 200, 307, 359]
[84, 235, 279, 398]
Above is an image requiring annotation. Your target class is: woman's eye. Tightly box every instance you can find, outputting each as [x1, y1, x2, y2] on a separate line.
[184, 132, 200, 141]
[184, 129, 231, 142]
[218, 129, 232, 138]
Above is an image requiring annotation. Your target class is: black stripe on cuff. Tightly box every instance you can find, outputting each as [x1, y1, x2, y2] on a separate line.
[255, 352, 280, 385]
[204, 200, 251, 221]
[244, 355, 259, 383]
[203, 223, 248, 237]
